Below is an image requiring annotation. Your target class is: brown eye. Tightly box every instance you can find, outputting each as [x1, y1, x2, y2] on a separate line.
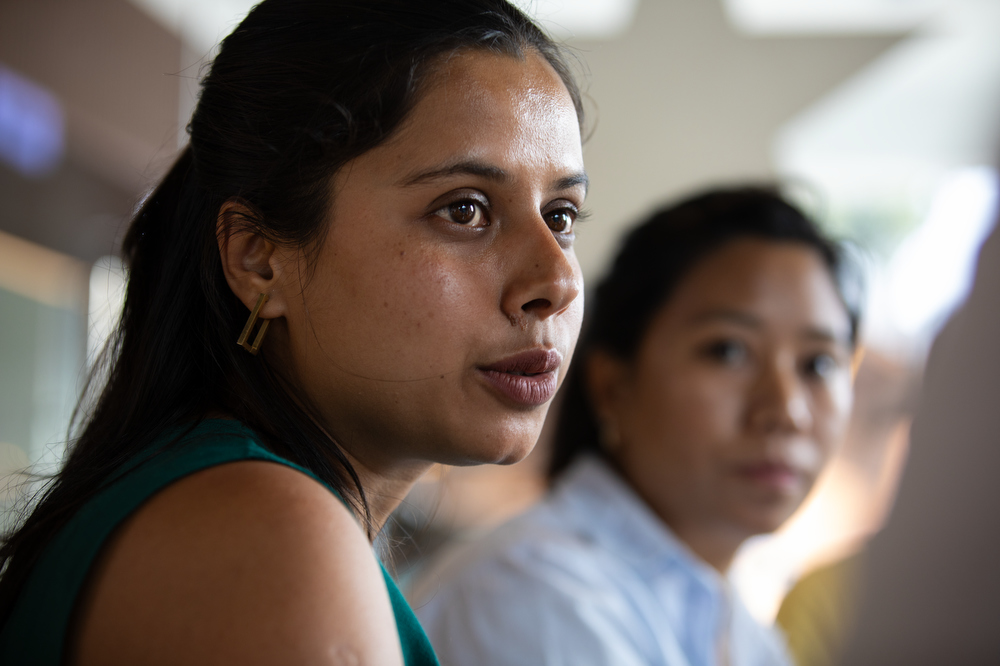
[546, 209, 575, 233]
[702, 339, 748, 366]
[439, 200, 488, 227]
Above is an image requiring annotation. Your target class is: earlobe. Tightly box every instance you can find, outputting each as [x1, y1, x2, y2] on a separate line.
[216, 200, 288, 319]
[586, 351, 631, 454]
[586, 351, 628, 423]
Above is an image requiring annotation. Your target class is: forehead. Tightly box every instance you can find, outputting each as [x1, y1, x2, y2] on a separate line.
[658, 239, 851, 340]
[353, 49, 582, 182]
[418, 48, 575, 125]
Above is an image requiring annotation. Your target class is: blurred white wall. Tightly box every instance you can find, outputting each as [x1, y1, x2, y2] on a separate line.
[562, 0, 897, 279]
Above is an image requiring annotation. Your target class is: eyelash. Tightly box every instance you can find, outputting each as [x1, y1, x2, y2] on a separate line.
[543, 204, 583, 237]
[431, 195, 588, 236]
[434, 198, 489, 228]
[699, 340, 842, 381]
[701, 339, 748, 366]
[802, 353, 839, 379]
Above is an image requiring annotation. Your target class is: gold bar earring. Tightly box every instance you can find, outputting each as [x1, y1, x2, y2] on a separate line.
[237, 293, 271, 355]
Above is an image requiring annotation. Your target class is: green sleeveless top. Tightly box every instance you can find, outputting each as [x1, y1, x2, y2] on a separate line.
[0, 419, 439, 665]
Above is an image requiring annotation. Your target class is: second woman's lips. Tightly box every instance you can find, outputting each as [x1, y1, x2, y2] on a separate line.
[478, 348, 563, 407]
[733, 461, 801, 492]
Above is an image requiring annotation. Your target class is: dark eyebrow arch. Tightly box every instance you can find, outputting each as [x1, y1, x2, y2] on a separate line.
[691, 309, 851, 346]
[553, 172, 589, 194]
[690, 310, 761, 328]
[400, 160, 513, 187]
[801, 327, 850, 346]
[400, 160, 589, 194]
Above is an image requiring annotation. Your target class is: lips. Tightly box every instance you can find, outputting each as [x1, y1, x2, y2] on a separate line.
[733, 461, 802, 492]
[478, 348, 562, 407]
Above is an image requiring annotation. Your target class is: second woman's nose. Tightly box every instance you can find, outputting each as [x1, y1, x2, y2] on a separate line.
[747, 357, 813, 435]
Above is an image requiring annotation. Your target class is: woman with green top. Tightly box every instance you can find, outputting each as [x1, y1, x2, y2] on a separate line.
[0, 1, 588, 663]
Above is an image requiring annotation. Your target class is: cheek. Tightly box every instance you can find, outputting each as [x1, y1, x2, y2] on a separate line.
[794, 377, 854, 476]
[652, 370, 743, 441]
[303, 236, 491, 379]
[813, 376, 854, 447]
[371, 251, 474, 340]
[624, 364, 744, 468]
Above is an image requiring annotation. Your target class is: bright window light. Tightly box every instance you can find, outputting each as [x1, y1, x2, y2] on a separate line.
[885, 166, 999, 338]
[88, 256, 127, 367]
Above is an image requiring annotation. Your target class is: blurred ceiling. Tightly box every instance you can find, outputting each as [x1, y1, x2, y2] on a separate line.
[4, 0, 993, 281]
[776, 0, 1000, 201]
[723, 0, 950, 34]
[126, 0, 645, 49]
[0, 0, 182, 263]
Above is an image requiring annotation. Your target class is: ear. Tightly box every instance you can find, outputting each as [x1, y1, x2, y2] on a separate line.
[216, 200, 290, 319]
[585, 349, 630, 424]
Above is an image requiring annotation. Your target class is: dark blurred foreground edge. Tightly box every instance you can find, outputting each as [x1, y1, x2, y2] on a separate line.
[839, 204, 1000, 664]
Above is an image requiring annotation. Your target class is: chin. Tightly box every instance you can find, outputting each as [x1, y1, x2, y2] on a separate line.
[442, 431, 538, 467]
[491, 443, 534, 466]
[731, 497, 804, 537]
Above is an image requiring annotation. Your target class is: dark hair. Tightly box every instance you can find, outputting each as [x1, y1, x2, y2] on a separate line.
[0, 0, 583, 622]
[549, 186, 862, 479]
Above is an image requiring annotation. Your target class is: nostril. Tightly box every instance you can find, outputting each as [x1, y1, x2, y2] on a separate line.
[522, 298, 551, 312]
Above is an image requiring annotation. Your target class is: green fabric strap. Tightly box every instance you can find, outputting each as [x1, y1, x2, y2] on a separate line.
[0, 420, 438, 666]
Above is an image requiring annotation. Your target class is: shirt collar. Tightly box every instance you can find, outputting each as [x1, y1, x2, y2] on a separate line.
[551, 455, 727, 600]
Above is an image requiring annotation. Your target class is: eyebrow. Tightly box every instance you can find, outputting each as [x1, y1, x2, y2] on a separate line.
[689, 309, 850, 345]
[400, 159, 589, 193]
[553, 172, 590, 194]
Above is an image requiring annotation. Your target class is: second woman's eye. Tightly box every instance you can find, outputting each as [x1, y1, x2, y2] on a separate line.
[701, 339, 748, 366]
[803, 353, 839, 379]
[435, 199, 489, 228]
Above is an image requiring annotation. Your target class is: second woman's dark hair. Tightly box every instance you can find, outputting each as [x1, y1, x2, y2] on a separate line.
[0, 0, 584, 624]
[549, 186, 861, 479]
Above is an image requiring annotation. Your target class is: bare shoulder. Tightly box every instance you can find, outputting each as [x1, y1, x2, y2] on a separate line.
[70, 460, 403, 666]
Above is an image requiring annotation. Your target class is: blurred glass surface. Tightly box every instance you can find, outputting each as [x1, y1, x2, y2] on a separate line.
[0, 231, 87, 528]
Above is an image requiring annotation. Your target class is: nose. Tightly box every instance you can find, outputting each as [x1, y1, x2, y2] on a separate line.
[747, 356, 813, 434]
[500, 216, 581, 325]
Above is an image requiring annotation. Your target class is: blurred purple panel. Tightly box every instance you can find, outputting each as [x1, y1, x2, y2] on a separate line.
[0, 64, 65, 177]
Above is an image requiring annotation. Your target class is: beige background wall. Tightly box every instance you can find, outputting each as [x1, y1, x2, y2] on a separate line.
[565, 0, 896, 279]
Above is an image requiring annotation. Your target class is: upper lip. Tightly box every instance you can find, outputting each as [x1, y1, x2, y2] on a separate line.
[480, 348, 563, 375]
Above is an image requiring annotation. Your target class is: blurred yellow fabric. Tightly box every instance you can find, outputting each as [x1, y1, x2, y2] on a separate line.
[776, 553, 863, 666]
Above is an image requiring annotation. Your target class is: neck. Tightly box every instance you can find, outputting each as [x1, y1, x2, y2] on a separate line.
[608, 457, 745, 572]
[669, 525, 743, 573]
[337, 446, 433, 537]
[610, 459, 745, 573]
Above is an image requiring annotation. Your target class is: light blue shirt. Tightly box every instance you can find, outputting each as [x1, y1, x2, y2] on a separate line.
[412, 456, 792, 666]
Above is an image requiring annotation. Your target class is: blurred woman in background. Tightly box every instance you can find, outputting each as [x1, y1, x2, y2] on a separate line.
[416, 187, 861, 666]
[0, 1, 588, 664]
